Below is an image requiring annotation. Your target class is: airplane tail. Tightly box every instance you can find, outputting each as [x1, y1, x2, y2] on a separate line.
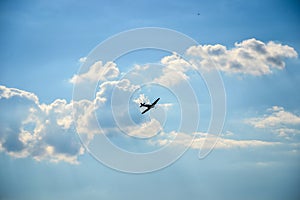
[140, 103, 145, 107]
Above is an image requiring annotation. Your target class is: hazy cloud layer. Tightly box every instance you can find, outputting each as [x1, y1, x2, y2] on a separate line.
[150, 131, 279, 149]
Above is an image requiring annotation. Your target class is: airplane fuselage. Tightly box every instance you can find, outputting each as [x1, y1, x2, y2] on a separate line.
[140, 98, 160, 114]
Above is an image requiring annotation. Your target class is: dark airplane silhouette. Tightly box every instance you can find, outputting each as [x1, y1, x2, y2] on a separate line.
[140, 98, 160, 114]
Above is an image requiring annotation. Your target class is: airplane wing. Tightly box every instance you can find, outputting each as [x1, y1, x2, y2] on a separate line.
[142, 107, 151, 114]
[151, 98, 160, 106]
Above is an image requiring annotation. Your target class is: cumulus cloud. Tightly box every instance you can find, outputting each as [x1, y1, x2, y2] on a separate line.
[133, 94, 150, 105]
[127, 38, 297, 86]
[0, 85, 84, 164]
[153, 53, 191, 86]
[67, 79, 141, 143]
[93, 79, 164, 139]
[69, 61, 119, 84]
[1, 38, 298, 163]
[246, 106, 300, 138]
[95, 79, 139, 108]
[186, 38, 298, 76]
[0, 84, 286, 164]
[72, 99, 99, 137]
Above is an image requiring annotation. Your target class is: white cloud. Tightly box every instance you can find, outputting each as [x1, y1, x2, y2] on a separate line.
[123, 55, 190, 87]
[157, 103, 173, 111]
[66, 77, 142, 143]
[133, 94, 150, 105]
[0, 85, 39, 104]
[95, 79, 139, 108]
[246, 106, 300, 128]
[1, 38, 298, 164]
[274, 128, 300, 138]
[153, 53, 191, 86]
[0, 84, 290, 164]
[246, 106, 300, 138]
[127, 39, 297, 85]
[78, 56, 87, 63]
[186, 38, 298, 76]
[247, 106, 300, 128]
[0, 85, 85, 164]
[125, 119, 162, 138]
[255, 161, 279, 167]
[202, 136, 279, 149]
[69, 61, 119, 84]
[150, 131, 279, 150]
[223, 130, 234, 137]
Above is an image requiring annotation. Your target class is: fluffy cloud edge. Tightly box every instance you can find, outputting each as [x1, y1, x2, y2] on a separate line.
[186, 38, 298, 76]
[245, 106, 300, 138]
[69, 61, 120, 84]
[0, 85, 85, 164]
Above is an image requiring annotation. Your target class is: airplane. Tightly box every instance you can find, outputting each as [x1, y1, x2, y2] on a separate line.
[140, 98, 160, 114]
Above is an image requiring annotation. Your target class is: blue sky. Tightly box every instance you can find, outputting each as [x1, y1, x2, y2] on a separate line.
[1, 0, 300, 199]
